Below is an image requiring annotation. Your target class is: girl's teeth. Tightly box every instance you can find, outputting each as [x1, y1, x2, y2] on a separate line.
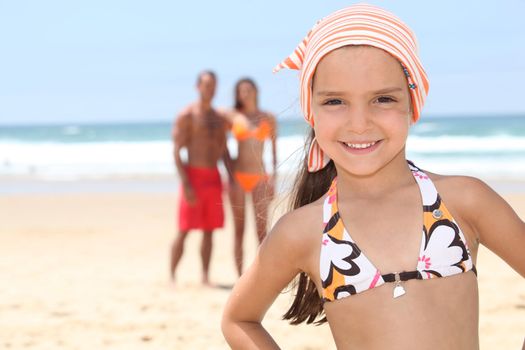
[345, 141, 376, 149]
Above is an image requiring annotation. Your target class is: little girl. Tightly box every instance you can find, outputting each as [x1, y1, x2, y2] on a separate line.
[222, 4, 525, 349]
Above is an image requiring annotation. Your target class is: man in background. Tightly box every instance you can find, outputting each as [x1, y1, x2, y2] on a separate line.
[170, 70, 232, 286]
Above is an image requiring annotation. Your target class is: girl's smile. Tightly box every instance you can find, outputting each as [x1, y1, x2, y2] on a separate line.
[339, 139, 382, 155]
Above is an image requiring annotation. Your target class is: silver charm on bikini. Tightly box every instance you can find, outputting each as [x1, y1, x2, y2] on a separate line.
[393, 273, 406, 298]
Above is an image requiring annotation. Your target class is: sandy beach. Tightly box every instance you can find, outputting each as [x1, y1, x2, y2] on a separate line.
[0, 179, 523, 349]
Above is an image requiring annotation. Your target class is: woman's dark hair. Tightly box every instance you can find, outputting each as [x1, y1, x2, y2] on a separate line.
[282, 129, 336, 325]
[234, 77, 258, 110]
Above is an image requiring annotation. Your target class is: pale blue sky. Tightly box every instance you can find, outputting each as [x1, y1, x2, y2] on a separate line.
[1, 0, 524, 125]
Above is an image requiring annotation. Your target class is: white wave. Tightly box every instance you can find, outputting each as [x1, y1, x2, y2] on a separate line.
[407, 135, 525, 153]
[1, 134, 524, 180]
[0, 141, 173, 179]
[0, 141, 171, 165]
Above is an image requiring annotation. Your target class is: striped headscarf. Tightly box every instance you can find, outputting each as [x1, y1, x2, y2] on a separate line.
[273, 4, 429, 172]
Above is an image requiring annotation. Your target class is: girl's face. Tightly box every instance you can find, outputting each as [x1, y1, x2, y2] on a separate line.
[311, 45, 412, 177]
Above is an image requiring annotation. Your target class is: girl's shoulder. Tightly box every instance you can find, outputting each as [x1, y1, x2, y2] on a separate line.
[272, 198, 324, 240]
[264, 198, 325, 268]
[425, 171, 502, 240]
[425, 171, 525, 278]
[425, 171, 493, 205]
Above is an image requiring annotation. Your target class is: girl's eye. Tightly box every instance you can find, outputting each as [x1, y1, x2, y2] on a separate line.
[323, 99, 343, 105]
[376, 96, 396, 104]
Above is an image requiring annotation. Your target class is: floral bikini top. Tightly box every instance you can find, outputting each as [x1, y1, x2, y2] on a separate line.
[320, 161, 476, 302]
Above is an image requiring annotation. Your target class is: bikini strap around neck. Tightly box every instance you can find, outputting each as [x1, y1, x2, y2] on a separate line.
[407, 161, 442, 210]
[322, 178, 338, 226]
[323, 161, 437, 225]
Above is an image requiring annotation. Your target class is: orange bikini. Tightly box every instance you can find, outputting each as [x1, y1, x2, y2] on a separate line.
[233, 172, 269, 193]
[231, 118, 272, 192]
[231, 119, 271, 142]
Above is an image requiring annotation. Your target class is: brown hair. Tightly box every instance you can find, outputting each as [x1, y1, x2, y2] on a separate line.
[234, 77, 258, 110]
[282, 129, 336, 325]
[196, 70, 217, 85]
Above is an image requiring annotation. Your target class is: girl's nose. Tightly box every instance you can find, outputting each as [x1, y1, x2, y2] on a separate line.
[345, 106, 371, 134]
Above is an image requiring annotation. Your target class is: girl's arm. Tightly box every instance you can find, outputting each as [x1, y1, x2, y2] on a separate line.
[465, 177, 525, 277]
[222, 214, 307, 349]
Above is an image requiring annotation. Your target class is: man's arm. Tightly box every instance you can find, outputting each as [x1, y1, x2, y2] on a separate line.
[222, 145, 234, 184]
[219, 115, 235, 184]
[172, 111, 195, 203]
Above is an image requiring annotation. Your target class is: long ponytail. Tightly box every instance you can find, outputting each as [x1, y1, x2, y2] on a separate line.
[282, 129, 336, 325]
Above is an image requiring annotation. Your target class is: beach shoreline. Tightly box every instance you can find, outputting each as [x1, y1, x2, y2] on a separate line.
[1, 173, 525, 195]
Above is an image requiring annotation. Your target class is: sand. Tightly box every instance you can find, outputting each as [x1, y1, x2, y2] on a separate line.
[0, 183, 523, 349]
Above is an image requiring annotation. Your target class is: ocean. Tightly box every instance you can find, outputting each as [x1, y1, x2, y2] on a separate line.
[0, 115, 524, 181]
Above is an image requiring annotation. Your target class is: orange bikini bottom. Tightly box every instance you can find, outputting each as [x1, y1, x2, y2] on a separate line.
[234, 171, 268, 193]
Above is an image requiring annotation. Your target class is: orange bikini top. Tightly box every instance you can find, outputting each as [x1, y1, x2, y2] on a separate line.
[231, 119, 271, 141]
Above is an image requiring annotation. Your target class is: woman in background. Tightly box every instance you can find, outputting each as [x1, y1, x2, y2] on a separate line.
[229, 78, 277, 277]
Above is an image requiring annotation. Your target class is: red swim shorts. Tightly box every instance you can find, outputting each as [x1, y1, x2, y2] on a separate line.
[178, 166, 224, 231]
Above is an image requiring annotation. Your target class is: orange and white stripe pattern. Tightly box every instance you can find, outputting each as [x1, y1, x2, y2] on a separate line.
[273, 4, 429, 172]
